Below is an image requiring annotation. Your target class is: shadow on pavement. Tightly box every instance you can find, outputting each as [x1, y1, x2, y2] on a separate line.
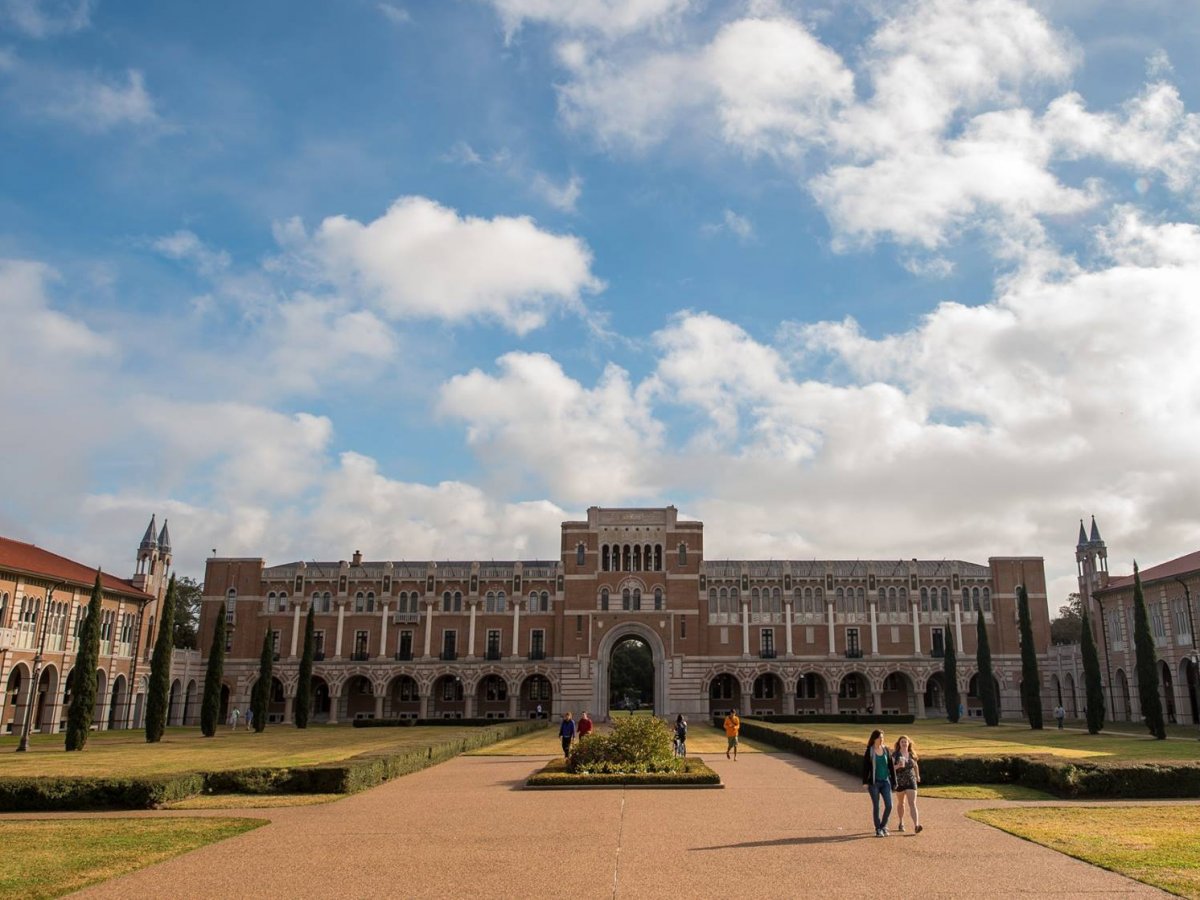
[691, 833, 869, 851]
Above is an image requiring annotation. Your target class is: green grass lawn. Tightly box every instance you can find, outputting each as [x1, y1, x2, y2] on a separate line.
[164, 793, 344, 810]
[756, 720, 1200, 762]
[968, 806, 1200, 898]
[920, 783, 1055, 800]
[0, 817, 265, 899]
[0, 725, 516, 778]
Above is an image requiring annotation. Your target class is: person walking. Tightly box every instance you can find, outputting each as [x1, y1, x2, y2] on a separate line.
[892, 735, 922, 834]
[862, 728, 896, 837]
[577, 711, 593, 739]
[674, 714, 688, 757]
[229, 707, 240, 731]
[1055, 704, 1065, 729]
[559, 711, 576, 758]
[245, 708, 254, 731]
[723, 709, 740, 760]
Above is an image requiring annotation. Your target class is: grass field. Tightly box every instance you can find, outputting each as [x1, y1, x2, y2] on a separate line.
[0, 817, 264, 899]
[164, 793, 344, 809]
[756, 720, 1200, 762]
[919, 784, 1055, 800]
[0, 725, 518, 778]
[968, 806, 1200, 898]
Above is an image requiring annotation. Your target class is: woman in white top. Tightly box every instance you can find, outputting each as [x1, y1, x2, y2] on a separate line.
[892, 735, 922, 833]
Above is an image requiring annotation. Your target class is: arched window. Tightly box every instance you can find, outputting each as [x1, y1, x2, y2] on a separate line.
[678, 543, 688, 566]
[856, 587, 865, 613]
[632, 588, 641, 610]
[365, 591, 375, 612]
[815, 587, 824, 608]
[898, 586, 908, 607]
[442, 591, 452, 613]
[540, 591, 550, 612]
[322, 591, 332, 612]
[730, 587, 740, 608]
[940, 587, 949, 612]
[654, 587, 663, 610]
[751, 588, 762, 614]
[971, 587, 980, 611]
[708, 588, 718, 616]
[835, 587, 844, 612]
[577, 544, 586, 566]
[600, 588, 609, 611]
[920, 587, 929, 612]
[877, 588, 885, 608]
[622, 588, 632, 611]
[355, 591, 365, 613]
[601, 545, 610, 572]
[718, 587, 729, 614]
[267, 591, 277, 613]
[486, 591, 496, 613]
[654, 544, 663, 571]
[528, 591, 538, 613]
[453, 591, 463, 612]
[961, 587, 970, 608]
[982, 587, 991, 612]
[226, 589, 237, 623]
[887, 587, 897, 612]
[279, 591, 288, 612]
[770, 588, 781, 614]
[633, 545, 642, 572]
[623, 545, 632, 571]
[496, 590, 506, 613]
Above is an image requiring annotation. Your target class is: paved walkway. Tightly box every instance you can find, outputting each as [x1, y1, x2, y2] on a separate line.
[54, 749, 1168, 899]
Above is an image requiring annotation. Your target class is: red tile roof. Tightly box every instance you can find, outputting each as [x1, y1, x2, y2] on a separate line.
[0, 536, 153, 600]
[1101, 549, 1200, 592]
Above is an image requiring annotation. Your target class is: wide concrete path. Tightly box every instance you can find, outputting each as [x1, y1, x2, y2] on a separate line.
[72, 752, 1164, 899]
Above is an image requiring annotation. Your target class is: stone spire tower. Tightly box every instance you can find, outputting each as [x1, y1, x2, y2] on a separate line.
[1076, 515, 1109, 618]
[132, 514, 171, 600]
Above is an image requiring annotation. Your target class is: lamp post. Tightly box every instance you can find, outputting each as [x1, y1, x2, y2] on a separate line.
[17, 582, 65, 752]
[1174, 577, 1199, 739]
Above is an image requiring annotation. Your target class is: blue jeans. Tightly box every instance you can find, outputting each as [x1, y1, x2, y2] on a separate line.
[868, 780, 893, 832]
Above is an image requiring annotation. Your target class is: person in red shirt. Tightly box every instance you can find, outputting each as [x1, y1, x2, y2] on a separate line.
[577, 711, 594, 738]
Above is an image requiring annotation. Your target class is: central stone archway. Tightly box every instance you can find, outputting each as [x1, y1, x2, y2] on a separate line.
[594, 621, 668, 720]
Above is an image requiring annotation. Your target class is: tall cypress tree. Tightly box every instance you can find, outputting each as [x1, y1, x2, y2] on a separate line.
[1131, 564, 1167, 739]
[294, 606, 314, 729]
[250, 630, 272, 733]
[200, 604, 226, 737]
[976, 608, 999, 726]
[1017, 585, 1044, 729]
[1080, 605, 1106, 734]
[944, 631, 961, 723]
[144, 575, 177, 742]
[65, 571, 104, 751]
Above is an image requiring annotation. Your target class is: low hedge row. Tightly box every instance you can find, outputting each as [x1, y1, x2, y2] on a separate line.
[744, 714, 916, 725]
[738, 721, 1200, 799]
[0, 721, 542, 811]
[527, 757, 720, 787]
[352, 717, 529, 728]
[0, 773, 205, 812]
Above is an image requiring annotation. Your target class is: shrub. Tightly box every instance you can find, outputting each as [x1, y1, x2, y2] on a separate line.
[567, 715, 678, 774]
[145, 574, 176, 743]
[1131, 564, 1167, 739]
[65, 572, 103, 751]
[528, 757, 720, 787]
[740, 714, 915, 725]
[0, 773, 205, 811]
[1081, 606, 1106, 734]
[295, 606, 315, 729]
[1018, 585, 1044, 729]
[350, 718, 522, 727]
[200, 604, 226, 737]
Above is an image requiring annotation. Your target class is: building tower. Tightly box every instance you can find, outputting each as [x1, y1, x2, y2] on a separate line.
[1076, 515, 1109, 619]
[131, 514, 171, 601]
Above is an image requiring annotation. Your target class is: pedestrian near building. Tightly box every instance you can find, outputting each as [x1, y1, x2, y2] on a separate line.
[862, 729, 896, 837]
[229, 707, 240, 731]
[674, 714, 688, 757]
[245, 708, 254, 731]
[559, 711, 576, 758]
[892, 735, 922, 834]
[1055, 704, 1065, 729]
[723, 709, 740, 760]
[577, 711, 593, 739]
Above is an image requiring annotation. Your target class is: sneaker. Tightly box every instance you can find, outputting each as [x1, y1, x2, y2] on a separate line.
[881, 828, 889, 836]
[875, 829, 884, 837]
[896, 823, 905, 833]
[915, 825, 923, 834]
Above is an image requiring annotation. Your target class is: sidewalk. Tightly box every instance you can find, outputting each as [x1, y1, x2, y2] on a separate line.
[66, 750, 1166, 898]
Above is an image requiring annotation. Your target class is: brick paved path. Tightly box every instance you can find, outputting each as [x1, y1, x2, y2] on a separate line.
[70, 751, 1165, 899]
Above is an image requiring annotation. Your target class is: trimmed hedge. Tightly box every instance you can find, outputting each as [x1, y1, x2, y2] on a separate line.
[738, 721, 1200, 799]
[741, 714, 915, 725]
[352, 717, 527, 728]
[0, 773, 205, 811]
[0, 721, 542, 811]
[528, 757, 720, 787]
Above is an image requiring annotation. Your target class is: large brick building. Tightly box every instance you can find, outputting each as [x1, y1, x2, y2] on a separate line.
[1075, 518, 1200, 725]
[0, 518, 172, 735]
[201, 506, 1052, 724]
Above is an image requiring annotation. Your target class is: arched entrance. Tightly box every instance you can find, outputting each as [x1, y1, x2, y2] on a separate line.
[609, 637, 653, 713]
[750, 673, 783, 715]
[1160, 661, 1177, 724]
[430, 674, 465, 719]
[269, 677, 286, 723]
[839, 672, 870, 713]
[343, 675, 376, 721]
[1181, 658, 1199, 726]
[708, 673, 740, 719]
[1115, 669, 1131, 721]
[882, 671, 914, 715]
[168, 679, 182, 725]
[924, 672, 945, 716]
[94, 669, 108, 730]
[108, 675, 125, 730]
[795, 672, 827, 714]
[475, 674, 508, 719]
[594, 622, 668, 719]
[519, 675, 551, 719]
[1063, 673, 1078, 718]
[218, 683, 231, 725]
[310, 677, 330, 723]
[5, 663, 29, 734]
[184, 680, 198, 725]
[35, 666, 58, 733]
[387, 674, 420, 719]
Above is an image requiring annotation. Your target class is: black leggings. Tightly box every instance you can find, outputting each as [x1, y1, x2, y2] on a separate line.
[562, 736, 572, 757]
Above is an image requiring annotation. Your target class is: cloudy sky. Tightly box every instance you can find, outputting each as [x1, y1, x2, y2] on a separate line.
[3, 0, 1199, 611]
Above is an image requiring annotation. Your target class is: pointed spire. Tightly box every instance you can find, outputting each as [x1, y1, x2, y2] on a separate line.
[157, 519, 171, 554]
[1077, 519, 1088, 548]
[1089, 515, 1103, 545]
[139, 514, 158, 552]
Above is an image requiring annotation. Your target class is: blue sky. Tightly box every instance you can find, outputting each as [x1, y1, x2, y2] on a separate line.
[3, 0, 1200, 610]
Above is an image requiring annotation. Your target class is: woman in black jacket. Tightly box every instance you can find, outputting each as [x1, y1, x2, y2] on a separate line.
[861, 729, 896, 837]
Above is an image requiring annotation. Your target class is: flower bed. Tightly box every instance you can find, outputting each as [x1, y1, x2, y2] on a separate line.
[526, 757, 721, 788]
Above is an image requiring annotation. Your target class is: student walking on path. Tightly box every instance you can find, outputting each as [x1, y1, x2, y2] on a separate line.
[559, 712, 576, 758]
[577, 712, 593, 739]
[892, 735, 922, 834]
[674, 714, 688, 757]
[723, 709, 740, 760]
[229, 707, 240, 731]
[1055, 705, 1065, 729]
[862, 729, 896, 837]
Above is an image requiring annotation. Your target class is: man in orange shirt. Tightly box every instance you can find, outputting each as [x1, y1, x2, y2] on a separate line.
[723, 709, 740, 760]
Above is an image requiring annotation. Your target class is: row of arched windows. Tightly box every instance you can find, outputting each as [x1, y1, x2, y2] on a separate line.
[601, 543, 663, 572]
[598, 587, 665, 611]
[961, 586, 993, 612]
[266, 591, 289, 613]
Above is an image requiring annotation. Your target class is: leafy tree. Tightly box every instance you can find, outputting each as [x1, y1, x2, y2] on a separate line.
[172, 576, 202, 650]
[609, 639, 652, 708]
[976, 608, 999, 726]
[144, 575, 177, 742]
[1131, 564, 1167, 739]
[65, 571, 103, 751]
[1080, 605, 1106, 734]
[200, 604, 226, 737]
[295, 606, 314, 729]
[250, 630, 272, 733]
[944, 630, 961, 723]
[1017, 585, 1044, 729]
[1050, 593, 1084, 645]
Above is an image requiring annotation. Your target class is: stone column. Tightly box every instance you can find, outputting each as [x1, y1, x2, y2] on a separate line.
[912, 602, 921, 654]
[374, 694, 385, 720]
[378, 602, 389, 658]
[741, 601, 750, 657]
[465, 693, 476, 718]
[784, 601, 794, 657]
[783, 693, 796, 716]
[283, 694, 294, 725]
[334, 602, 346, 659]
[419, 691, 430, 720]
[507, 692, 519, 720]
[290, 604, 302, 657]
[423, 600, 435, 658]
[467, 600, 478, 659]
[327, 687, 341, 725]
[829, 689, 839, 715]
[740, 685, 752, 716]
[827, 601, 836, 656]
[915, 692, 926, 718]
[870, 602, 879, 656]
[872, 690, 883, 713]
[511, 603, 521, 658]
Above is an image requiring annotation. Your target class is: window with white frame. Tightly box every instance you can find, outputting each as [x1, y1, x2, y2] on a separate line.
[1173, 598, 1191, 636]
[1150, 602, 1166, 640]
